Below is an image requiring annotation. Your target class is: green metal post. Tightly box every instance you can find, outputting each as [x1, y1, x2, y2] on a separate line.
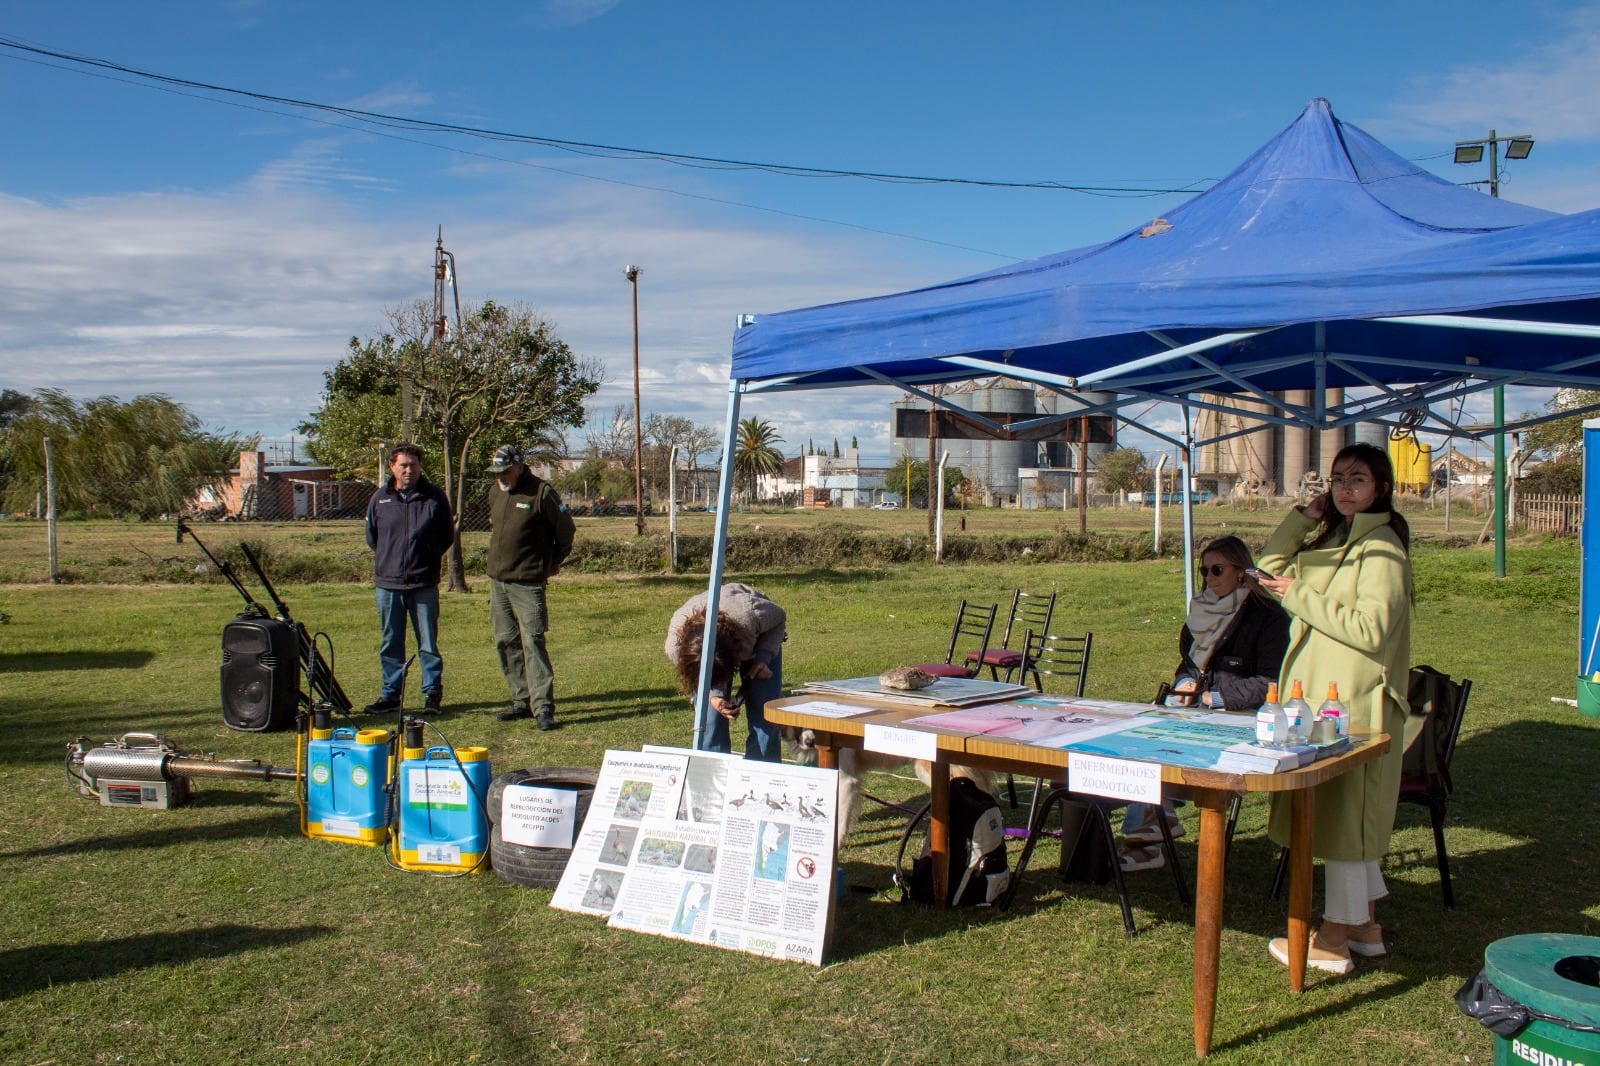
[1494, 385, 1507, 578]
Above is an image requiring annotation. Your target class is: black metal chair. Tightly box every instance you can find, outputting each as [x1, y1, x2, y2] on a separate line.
[1000, 630, 1187, 935]
[1268, 671, 1472, 908]
[1018, 629, 1092, 695]
[967, 589, 1056, 682]
[912, 599, 997, 679]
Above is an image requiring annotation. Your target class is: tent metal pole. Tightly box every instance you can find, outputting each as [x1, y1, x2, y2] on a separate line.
[693, 380, 743, 750]
[1182, 407, 1196, 606]
[1074, 329, 1271, 389]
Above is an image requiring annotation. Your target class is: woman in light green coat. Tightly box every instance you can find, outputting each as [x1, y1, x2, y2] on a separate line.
[1253, 442, 1412, 976]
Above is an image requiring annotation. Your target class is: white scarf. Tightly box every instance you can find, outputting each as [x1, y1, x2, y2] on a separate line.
[1186, 587, 1248, 673]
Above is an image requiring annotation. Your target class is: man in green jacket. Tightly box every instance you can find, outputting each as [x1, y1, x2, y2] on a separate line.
[486, 445, 576, 730]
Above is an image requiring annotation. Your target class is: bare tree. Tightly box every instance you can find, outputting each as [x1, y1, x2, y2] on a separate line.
[585, 404, 636, 463]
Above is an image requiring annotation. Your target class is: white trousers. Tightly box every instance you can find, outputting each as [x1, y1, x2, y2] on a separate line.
[1323, 858, 1386, 925]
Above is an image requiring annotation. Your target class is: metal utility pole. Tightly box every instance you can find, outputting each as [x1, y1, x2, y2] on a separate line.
[1454, 131, 1533, 578]
[626, 265, 645, 536]
[424, 228, 459, 443]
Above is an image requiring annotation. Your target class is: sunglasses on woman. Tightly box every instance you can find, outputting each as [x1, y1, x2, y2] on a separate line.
[1201, 564, 1231, 576]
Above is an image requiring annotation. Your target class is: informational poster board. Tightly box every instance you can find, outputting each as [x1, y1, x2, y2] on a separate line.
[551, 748, 838, 966]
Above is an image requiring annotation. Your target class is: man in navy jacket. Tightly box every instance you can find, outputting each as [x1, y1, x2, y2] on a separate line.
[364, 442, 454, 715]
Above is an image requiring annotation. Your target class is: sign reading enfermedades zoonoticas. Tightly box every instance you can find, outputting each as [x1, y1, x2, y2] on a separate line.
[550, 748, 837, 966]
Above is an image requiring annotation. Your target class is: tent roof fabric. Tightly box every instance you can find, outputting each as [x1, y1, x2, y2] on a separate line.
[730, 99, 1600, 414]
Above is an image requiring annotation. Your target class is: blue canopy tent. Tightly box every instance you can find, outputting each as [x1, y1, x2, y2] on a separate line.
[687, 98, 1600, 747]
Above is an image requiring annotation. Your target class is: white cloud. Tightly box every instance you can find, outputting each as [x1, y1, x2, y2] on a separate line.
[0, 160, 939, 452]
[1378, 3, 1600, 142]
[543, 0, 622, 28]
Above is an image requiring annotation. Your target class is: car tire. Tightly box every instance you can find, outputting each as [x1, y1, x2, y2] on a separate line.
[485, 767, 598, 889]
[486, 767, 598, 825]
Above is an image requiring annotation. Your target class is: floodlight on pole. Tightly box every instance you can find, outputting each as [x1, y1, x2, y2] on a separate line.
[1451, 127, 1533, 581]
[1452, 129, 1533, 198]
[625, 265, 645, 537]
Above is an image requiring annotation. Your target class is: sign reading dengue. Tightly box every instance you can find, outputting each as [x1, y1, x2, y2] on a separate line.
[550, 748, 837, 966]
[501, 785, 578, 849]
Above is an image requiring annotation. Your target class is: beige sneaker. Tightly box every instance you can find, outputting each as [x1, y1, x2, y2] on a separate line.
[1345, 921, 1389, 958]
[1269, 930, 1354, 975]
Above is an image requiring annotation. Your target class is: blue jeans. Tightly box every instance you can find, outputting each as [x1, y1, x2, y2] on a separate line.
[375, 586, 442, 699]
[490, 579, 555, 714]
[705, 651, 783, 762]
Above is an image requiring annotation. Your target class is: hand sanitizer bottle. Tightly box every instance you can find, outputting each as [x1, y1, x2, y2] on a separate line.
[1317, 682, 1348, 738]
[1283, 680, 1312, 744]
[1255, 683, 1286, 747]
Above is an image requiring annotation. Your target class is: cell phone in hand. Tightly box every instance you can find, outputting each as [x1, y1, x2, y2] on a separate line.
[1245, 567, 1276, 581]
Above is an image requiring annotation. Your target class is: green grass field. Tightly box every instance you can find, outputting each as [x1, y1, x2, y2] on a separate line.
[1, 517, 1592, 1064]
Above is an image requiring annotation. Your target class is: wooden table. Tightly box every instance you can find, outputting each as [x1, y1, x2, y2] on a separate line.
[767, 695, 1391, 1059]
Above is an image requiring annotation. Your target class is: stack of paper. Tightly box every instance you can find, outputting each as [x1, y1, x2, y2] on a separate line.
[1213, 735, 1354, 774]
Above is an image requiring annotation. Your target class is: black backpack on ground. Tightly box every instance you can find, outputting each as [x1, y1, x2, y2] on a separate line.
[894, 777, 1011, 907]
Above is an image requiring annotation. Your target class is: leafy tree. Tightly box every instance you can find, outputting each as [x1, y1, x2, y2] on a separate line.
[0, 389, 38, 503]
[298, 336, 403, 480]
[0, 389, 34, 431]
[887, 455, 964, 506]
[1522, 388, 1600, 460]
[1095, 447, 1151, 500]
[734, 417, 785, 500]
[2, 389, 249, 517]
[301, 300, 603, 590]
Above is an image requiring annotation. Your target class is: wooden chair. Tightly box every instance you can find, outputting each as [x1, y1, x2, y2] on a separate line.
[1268, 670, 1472, 908]
[912, 599, 997, 679]
[967, 589, 1056, 681]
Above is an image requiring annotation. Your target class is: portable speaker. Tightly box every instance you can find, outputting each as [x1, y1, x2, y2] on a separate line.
[221, 615, 301, 731]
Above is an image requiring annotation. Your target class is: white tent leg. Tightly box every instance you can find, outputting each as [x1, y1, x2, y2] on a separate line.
[693, 380, 743, 750]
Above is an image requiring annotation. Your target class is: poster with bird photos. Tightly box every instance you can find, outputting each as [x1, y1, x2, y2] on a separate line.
[550, 747, 838, 966]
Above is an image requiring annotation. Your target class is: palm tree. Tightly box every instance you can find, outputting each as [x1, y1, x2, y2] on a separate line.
[733, 417, 785, 501]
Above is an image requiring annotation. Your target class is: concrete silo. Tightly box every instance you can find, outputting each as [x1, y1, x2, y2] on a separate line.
[1280, 390, 1313, 497]
[941, 380, 1034, 499]
[1194, 393, 1277, 495]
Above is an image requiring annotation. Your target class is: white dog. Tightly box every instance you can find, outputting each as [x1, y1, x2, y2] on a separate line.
[785, 728, 1001, 850]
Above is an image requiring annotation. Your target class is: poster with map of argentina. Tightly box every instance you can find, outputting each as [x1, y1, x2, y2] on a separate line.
[1059, 716, 1258, 770]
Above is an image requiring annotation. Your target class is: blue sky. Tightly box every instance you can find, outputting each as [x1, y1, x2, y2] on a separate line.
[4, 1, 1599, 464]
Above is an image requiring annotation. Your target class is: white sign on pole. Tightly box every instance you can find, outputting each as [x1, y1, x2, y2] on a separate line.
[1068, 753, 1162, 803]
[501, 784, 579, 848]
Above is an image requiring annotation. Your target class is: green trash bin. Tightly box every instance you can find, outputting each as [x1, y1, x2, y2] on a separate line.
[1475, 934, 1600, 1065]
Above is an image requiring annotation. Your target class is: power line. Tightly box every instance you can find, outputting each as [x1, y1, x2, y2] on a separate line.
[0, 35, 1214, 198]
